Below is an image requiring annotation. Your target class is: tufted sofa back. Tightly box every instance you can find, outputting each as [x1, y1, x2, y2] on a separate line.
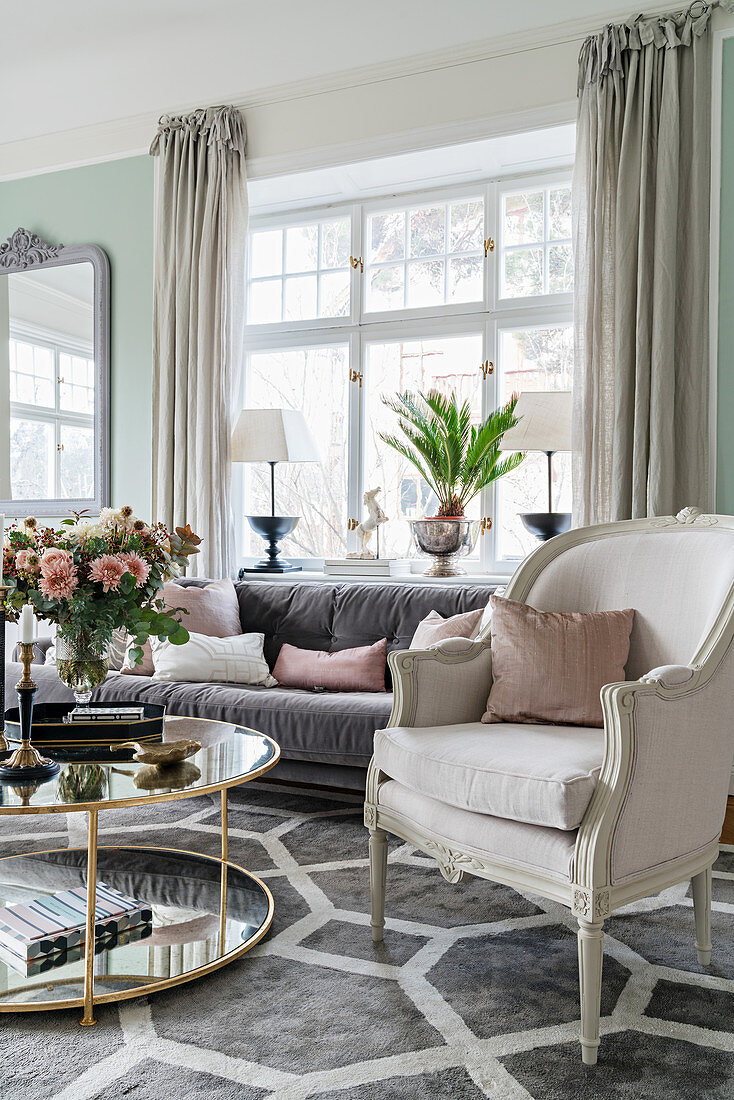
[519, 525, 734, 680]
[233, 580, 495, 670]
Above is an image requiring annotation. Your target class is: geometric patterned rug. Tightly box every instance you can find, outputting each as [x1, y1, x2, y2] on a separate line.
[1, 782, 733, 1099]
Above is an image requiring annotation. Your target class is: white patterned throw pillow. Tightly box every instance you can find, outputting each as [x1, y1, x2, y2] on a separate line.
[150, 631, 276, 686]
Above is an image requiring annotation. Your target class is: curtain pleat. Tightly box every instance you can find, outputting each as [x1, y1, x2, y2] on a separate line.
[573, 5, 712, 524]
[150, 106, 248, 577]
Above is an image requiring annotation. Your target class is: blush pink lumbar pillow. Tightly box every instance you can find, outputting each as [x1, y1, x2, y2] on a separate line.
[482, 595, 635, 728]
[410, 608, 484, 649]
[272, 638, 387, 693]
[121, 577, 242, 676]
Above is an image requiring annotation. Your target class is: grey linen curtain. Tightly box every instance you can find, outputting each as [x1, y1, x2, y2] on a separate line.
[573, 5, 712, 525]
[150, 106, 248, 576]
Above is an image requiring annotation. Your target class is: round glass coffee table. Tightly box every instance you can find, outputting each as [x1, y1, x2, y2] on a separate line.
[0, 716, 279, 1025]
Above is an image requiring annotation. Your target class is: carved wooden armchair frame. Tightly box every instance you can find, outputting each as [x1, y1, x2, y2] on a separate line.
[364, 509, 734, 1064]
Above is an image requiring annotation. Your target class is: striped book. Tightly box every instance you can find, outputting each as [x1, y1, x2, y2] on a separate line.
[0, 882, 152, 963]
[0, 919, 153, 977]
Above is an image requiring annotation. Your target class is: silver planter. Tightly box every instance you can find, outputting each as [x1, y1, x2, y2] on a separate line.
[409, 518, 480, 577]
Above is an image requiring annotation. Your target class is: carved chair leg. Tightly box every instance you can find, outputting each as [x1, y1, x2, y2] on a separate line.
[691, 866, 712, 966]
[577, 917, 604, 1065]
[369, 828, 388, 943]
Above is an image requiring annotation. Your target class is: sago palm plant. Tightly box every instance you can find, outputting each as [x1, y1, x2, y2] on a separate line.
[380, 390, 525, 518]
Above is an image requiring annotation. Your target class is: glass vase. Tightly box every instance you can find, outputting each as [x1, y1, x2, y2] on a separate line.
[56, 628, 111, 708]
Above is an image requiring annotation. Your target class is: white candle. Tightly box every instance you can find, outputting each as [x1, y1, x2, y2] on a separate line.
[0, 514, 4, 586]
[20, 603, 34, 644]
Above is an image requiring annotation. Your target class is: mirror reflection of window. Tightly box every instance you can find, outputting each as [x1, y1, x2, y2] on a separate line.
[0, 261, 96, 503]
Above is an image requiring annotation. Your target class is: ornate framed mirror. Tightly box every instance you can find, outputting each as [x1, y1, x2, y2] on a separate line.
[0, 227, 110, 518]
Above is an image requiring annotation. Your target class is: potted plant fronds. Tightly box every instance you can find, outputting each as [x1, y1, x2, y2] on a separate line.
[379, 390, 524, 575]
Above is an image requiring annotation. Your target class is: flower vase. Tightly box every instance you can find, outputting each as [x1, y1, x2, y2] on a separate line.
[55, 629, 111, 708]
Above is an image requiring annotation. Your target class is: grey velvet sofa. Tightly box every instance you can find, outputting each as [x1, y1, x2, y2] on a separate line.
[5, 579, 494, 789]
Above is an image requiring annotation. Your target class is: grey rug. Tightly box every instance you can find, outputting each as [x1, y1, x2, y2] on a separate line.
[1, 782, 732, 1099]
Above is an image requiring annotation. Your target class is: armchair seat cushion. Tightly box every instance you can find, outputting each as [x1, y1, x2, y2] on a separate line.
[377, 780, 577, 882]
[373, 722, 605, 830]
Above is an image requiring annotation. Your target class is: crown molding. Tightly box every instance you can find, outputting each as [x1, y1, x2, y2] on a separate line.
[0, 0, 726, 183]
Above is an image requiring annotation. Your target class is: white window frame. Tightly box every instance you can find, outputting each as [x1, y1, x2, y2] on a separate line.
[8, 322, 95, 500]
[242, 169, 573, 575]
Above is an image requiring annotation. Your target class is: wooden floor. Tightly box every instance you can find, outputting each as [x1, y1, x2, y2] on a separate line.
[721, 797, 734, 845]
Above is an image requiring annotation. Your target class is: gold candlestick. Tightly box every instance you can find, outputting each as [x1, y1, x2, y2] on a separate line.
[0, 641, 59, 780]
[0, 584, 9, 753]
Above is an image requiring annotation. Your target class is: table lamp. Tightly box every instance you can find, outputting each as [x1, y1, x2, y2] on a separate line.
[231, 409, 319, 574]
[499, 391, 572, 541]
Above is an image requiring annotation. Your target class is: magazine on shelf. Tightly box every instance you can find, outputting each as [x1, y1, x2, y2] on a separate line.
[0, 882, 152, 963]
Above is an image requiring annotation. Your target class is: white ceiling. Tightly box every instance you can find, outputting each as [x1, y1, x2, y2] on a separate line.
[3, 0, 636, 146]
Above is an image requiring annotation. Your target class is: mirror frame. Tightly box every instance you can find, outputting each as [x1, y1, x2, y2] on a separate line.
[0, 227, 110, 518]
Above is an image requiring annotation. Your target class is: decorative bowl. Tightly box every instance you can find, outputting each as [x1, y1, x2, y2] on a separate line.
[409, 518, 480, 577]
[115, 739, 201, 765]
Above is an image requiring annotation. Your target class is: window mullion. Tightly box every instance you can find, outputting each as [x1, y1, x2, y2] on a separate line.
[347, 330, 363, 555]
[486, 181, 497, 312]
[352, 201, 363, 324]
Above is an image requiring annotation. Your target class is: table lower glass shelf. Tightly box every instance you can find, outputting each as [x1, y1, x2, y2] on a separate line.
[0, 846, 273, 1011]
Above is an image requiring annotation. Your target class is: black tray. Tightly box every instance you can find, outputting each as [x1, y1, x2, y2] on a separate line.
[3, 702, 166, 754]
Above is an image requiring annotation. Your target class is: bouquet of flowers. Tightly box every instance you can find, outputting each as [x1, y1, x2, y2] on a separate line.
[2, 507, 202, 673]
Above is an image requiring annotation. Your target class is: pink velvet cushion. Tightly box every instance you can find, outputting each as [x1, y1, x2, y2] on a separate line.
[272, 638, 387, 692]
[121, 577, 241, 676]
[482, 595, 635, 728]
[410, 608, 483, 649]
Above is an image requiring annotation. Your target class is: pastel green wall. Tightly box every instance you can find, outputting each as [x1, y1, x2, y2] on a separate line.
[718, 38, 734, 513]
[0, 156, 154, 517]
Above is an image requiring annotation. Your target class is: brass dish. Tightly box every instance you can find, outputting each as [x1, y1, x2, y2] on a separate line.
[116, 739, 201, 765]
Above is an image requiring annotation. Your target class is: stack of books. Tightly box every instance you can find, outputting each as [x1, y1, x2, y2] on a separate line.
[0, 881, 152, 972]
[1, 922, 153, 977]
[324, 558, 412, 577]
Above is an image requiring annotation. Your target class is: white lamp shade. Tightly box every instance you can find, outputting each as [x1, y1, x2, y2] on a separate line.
[499, 391, 572, 453]
[231, 408, 320, 463]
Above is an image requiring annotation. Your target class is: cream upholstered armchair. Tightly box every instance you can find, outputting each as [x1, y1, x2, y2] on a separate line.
[364, 509, 734, 1065]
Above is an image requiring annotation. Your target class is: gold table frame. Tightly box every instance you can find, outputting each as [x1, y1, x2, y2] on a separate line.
[0, 725, 280, 1025]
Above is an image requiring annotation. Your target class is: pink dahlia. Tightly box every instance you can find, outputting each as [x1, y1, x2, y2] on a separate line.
[39, 561, 78, 600]
[89, 554, 126, 592]
[118, 551, 150, 588]
[15, 549, 41, 574]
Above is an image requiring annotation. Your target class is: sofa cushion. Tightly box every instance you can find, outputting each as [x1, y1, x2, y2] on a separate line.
[482, 595, 634, 728]
[273, 638, 387, 692]
[122, 577, 241, 675]
[377, 780, 576, 882]
[410, 608, 483, 649]
[373, 722, 605, 830]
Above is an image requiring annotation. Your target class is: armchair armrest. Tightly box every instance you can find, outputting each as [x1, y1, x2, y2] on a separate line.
[387, 638, 492, 728]
[640, 664, 695, 688]
[577, 645, 734, 892]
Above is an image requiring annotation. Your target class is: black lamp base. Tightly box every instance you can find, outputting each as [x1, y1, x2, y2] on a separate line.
[520, 512, 572, 542]
[0, 756, 60, 781]
[241, 515, 301, 575]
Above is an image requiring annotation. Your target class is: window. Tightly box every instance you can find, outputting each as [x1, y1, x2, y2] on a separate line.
[247, 216, 351, 324]
[8, 332, 95, 500]
[365, 197, 484, 312]
[499, 184, 572, 299]
[243, 172, 572, 573]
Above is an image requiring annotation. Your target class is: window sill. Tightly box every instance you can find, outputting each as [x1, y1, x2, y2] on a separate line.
[234, 569, 510, 585]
